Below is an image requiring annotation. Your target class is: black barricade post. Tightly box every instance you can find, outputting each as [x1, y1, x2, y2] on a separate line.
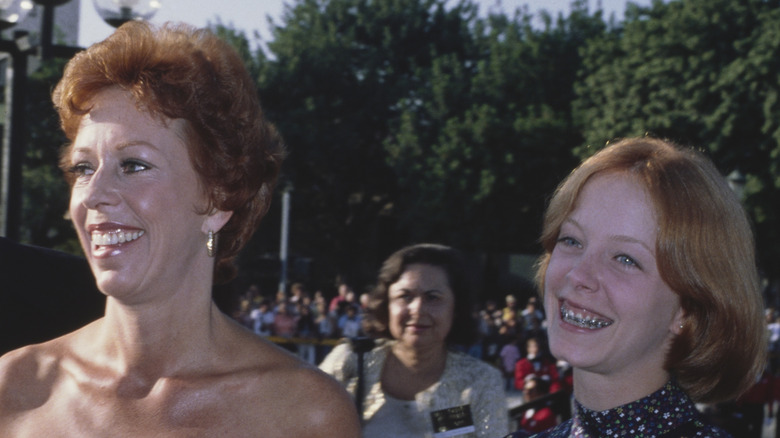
[350, 337, 376, 424]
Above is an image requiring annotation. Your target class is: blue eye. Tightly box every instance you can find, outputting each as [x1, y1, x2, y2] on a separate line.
[556, 236, 581, 248]
[67, 162, 94, 177]
[616, 254, 640, 268]
[121, 160, 149, 173]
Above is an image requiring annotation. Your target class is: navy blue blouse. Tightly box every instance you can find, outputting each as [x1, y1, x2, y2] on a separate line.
[530, 380, 731, 438]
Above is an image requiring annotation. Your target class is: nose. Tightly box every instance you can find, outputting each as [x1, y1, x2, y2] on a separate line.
[77, 166, 120, 210]
[408, 296, 423, 315]
[565, 253, 599, 292]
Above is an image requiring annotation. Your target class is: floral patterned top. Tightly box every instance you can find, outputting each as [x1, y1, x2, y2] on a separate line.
[531, 380, 731, 438]
[320, 340, 509, 438]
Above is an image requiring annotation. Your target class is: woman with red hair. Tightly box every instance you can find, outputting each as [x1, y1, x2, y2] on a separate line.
[0, 22, 359, 437]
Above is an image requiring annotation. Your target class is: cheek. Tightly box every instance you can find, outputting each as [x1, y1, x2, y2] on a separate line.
[69, 191, 87, 230]
[434, 301, 455, 334]
[388, 302, 406, 324]
[544, 254, 566, 290]
[634, 285, 680, 326]
[542, 262, 563, 307]
[543, 290, 559, 319]
[387, 303, 406, 339]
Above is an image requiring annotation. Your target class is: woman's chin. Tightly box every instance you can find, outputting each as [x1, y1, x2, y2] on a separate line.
[397, 333, 445, 351]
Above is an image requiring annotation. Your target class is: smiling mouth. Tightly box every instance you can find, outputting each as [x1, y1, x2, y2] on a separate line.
[560, 301, 614, 330]
[90, 230, 144, 246]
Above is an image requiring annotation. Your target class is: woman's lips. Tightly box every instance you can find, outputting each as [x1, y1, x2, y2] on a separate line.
[406, 322, 431, 331]
[559, 300, 614, 330]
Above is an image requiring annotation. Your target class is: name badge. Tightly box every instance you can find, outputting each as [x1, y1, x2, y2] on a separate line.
[430, 405, 476, 437]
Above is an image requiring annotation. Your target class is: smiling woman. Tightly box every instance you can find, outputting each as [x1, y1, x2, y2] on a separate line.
[320, 243, 509, 438]
[0, 21, 360, 437]
[520, 137, 766, 438]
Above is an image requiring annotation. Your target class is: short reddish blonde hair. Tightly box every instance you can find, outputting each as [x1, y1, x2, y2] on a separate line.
[53, 21, 284, 283]
[536, 137, 765, 403]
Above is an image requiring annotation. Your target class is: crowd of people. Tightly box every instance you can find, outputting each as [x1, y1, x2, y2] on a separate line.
[231, 280, 572, 427]
[231, 266, 776, 438]
[232, 282, 368, 363]
[232, 281, 553, 365]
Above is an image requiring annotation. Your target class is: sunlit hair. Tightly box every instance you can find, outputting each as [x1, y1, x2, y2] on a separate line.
[536, 137, 765, 403]
[363, 243, 478, 347]
[53, 21, 285, 283]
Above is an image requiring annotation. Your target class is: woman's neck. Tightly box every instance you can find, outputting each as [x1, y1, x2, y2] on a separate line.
[82, 291, 227, 380]
[573, 367, 671, 411]
[381, 342, 448, 400]
[390, 341, 447, 373]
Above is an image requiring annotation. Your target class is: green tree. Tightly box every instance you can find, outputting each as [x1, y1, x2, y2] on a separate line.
[22, 58, 78, 253]
[385, 1, 606, 254]
[575, 0, 780, 280]
[257, 0, 483, 285]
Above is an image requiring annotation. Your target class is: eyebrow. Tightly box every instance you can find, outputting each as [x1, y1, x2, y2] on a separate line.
[391, 287, 445, 295]
[610, 235, 655, 255]
[71, 140, 160, 155]
[563, 218, 655, 254]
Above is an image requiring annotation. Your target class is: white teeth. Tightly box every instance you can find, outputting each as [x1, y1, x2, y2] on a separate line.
[91, 230, 144, 246]
[561, 303, 613, 329]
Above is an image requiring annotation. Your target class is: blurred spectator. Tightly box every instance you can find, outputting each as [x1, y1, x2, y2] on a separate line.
[515, 337, 560, 393]
[500, 311, 520, 338]
[336, 288, 359, 319]
[519, 376, 558, 434]
[503, 295, 519, 322]
[297, 303, 317, 364]
[289, 282, 308, 305]
[520, 297, 544, 333]
[481, 300, 503, 365]
[233, 297, 253, 329]
[329, 282, 352, 315]
[273, 290, 288, 312]
[338, 304, 362, 338]
[500, 335, 521, 390]
[250, 300, 275, 336]
[273, 303, 298, 338]
[315, 300, 336, 362]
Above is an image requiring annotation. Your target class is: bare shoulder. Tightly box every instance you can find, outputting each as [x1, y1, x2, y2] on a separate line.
[0, 342, 63, 414]
[237, 339, 361, 437]
[276, 361, 361, 437]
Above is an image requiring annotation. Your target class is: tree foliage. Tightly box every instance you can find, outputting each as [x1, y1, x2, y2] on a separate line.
[258, 0, 480, 283]
[574, 0, 780, 279]
[22, 58, 77, 253]
[385, 2, 604, 254]
[256, 0, 605, 286]
[14, 0, 780, 291]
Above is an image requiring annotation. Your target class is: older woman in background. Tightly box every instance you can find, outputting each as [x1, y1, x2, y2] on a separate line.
[320, 243, 509, 437]
[525, 137, 765, 437]
[0, 22, 359, 437]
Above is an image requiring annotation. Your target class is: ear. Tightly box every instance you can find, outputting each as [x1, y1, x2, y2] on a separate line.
[202, 208, 233, 234]
[669, 306, 687, 336]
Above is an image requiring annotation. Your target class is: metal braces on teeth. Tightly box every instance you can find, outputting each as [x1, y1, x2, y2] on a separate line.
[561, 308, 613, 329]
